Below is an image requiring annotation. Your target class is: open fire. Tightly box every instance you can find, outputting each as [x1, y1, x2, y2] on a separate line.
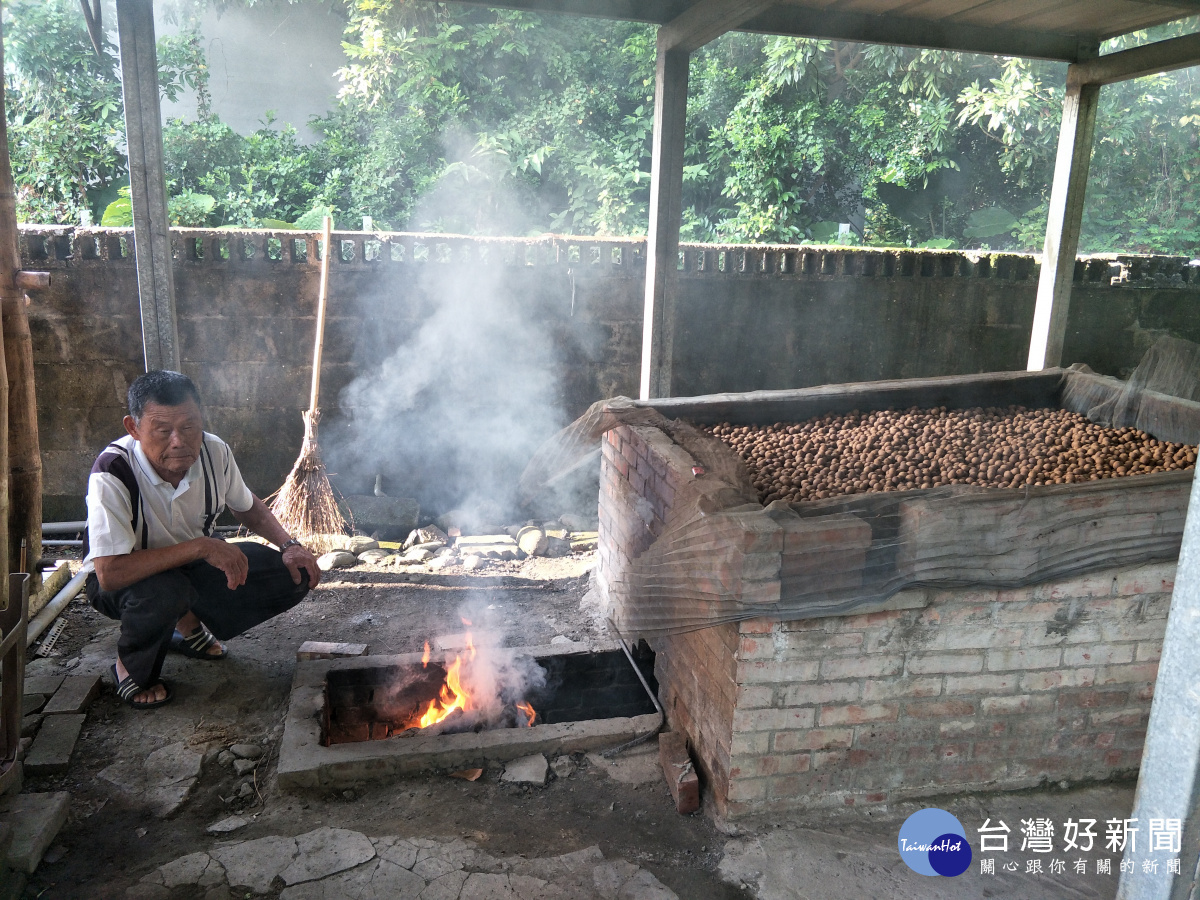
[323, 622, 544, 745]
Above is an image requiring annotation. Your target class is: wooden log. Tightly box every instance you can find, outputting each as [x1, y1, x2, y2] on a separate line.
[0, 18, 37, 593]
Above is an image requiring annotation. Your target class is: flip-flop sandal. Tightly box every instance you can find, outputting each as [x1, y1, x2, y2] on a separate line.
[110, 663, 172, 710]
[170, 623, 228, 660]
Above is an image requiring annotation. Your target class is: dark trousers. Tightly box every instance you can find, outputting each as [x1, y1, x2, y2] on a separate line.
[87, 542, 309, 688]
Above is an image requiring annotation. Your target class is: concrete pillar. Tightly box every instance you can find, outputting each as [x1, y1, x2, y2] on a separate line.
[1026, 74, 1100, 371]
[117, 0, 180, 372]
[639, 36, 689, 401]
[1117, 463, 1200, 900]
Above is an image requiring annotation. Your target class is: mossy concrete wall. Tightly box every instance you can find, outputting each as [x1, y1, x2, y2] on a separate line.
[22, 226, 1200, 520]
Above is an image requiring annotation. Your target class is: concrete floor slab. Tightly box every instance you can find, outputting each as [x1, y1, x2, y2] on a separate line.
[0, 790, 70, 874]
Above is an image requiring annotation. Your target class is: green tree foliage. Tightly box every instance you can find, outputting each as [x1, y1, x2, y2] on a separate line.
[7, 0, 1200, 256]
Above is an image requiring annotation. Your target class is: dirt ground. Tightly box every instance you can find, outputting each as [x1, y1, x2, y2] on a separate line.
[15, 551, 752, 899]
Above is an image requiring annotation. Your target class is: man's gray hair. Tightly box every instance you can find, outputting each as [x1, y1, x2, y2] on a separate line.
[127, 370, 202, 421]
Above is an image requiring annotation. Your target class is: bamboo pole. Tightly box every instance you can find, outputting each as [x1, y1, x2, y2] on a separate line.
[0, 20, 16, 605]
[0, 17, 36, 593]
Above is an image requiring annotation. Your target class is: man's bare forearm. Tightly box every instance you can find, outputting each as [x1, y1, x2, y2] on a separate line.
[92, 539, 217, 592]
[232, 495, 295, 547]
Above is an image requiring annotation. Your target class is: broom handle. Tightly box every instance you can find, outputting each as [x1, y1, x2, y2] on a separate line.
[308, 215, 333, 414]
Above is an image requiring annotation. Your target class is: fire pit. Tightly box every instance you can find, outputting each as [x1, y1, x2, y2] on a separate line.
[278, 642, 661, 789]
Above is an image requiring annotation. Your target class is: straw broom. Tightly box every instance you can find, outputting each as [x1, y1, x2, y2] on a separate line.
[270, 216, 347, 553]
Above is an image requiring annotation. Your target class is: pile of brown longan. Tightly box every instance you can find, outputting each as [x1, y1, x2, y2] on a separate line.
[703, 405, 1197, 505]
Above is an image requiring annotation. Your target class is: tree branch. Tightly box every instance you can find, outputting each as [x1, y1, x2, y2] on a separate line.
[79, 0, 105, 60]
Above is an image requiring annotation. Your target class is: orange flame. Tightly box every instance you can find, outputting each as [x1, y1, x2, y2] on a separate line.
[422, 642, 431, 667]
[516, 701, 536, 727]
[411, 633, 479, 730]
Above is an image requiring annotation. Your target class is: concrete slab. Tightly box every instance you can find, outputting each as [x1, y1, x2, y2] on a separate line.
[99, 741, 203, 818]
[501, 753, 548, 785]
[21, 695, 45, 717]
[42, 674, 101, 715]
[0, 791, 70, 873]
[23, 713, 84, 776]
[22, 675, 64, 696]
[211, 835, 299, 893]
[279, 858, 425, 899]
[277, 647, 661, 790]
[279, 827, 377, 885]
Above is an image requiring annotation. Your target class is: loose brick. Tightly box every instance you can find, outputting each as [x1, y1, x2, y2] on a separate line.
[24, 713, 85, 776]
[42, 675, 101, 716]
[297, 641, 369, 661]
[1062, 644, 1135, 667]
[659, 732, 700, 815]
[907, 653, 983, 675]
[904, 700, 975, 719]
[819, 704, 899, 727]
[986, 648, 1061, 671]
[820, 656, 903, 680]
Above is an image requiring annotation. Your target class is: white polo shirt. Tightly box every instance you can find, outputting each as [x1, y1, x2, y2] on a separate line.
[82, 433, 254, 573]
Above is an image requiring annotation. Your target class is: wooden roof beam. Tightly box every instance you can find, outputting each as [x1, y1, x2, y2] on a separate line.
[659, 0, 777, 54]
[1069, 30, 1200, 85]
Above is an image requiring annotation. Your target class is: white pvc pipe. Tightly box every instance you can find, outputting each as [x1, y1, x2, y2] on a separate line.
[26, 569, 88, 647]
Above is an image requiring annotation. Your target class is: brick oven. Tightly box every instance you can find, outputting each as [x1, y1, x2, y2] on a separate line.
[596, 368, 1192, 818]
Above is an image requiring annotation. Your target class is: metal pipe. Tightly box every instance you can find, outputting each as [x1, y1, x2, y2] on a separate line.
[602, 617, 665, 757]
[41, 521, 85, 534]
[42, 539, 81, 547]
[26, 569, 87, 647]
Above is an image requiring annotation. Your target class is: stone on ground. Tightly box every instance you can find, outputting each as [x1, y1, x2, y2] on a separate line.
[23, 713, 84, 776]
[233, 758, 259, 776]
[347, 536, 379, 554]
[357, 548, 392, 564]
[517, 526, 548, 557]
[551, 755, 577, 779]
[461, 554, 485, 571]
[501, 753, 549, 785]
[317, 551, 357, 571]
[585, 745, 662, 785]
[205, 816, 248, 835]
[230, 743, 263, 760]
[0, 791, 70, 873]
[403, 547, 434, 562]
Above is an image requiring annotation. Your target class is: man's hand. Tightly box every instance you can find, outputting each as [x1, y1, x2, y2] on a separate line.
[199, 537, 249, 590]
[282, 543, 321, 588]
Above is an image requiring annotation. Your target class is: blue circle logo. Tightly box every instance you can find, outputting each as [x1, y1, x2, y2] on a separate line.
[898, 808, 972, 877]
